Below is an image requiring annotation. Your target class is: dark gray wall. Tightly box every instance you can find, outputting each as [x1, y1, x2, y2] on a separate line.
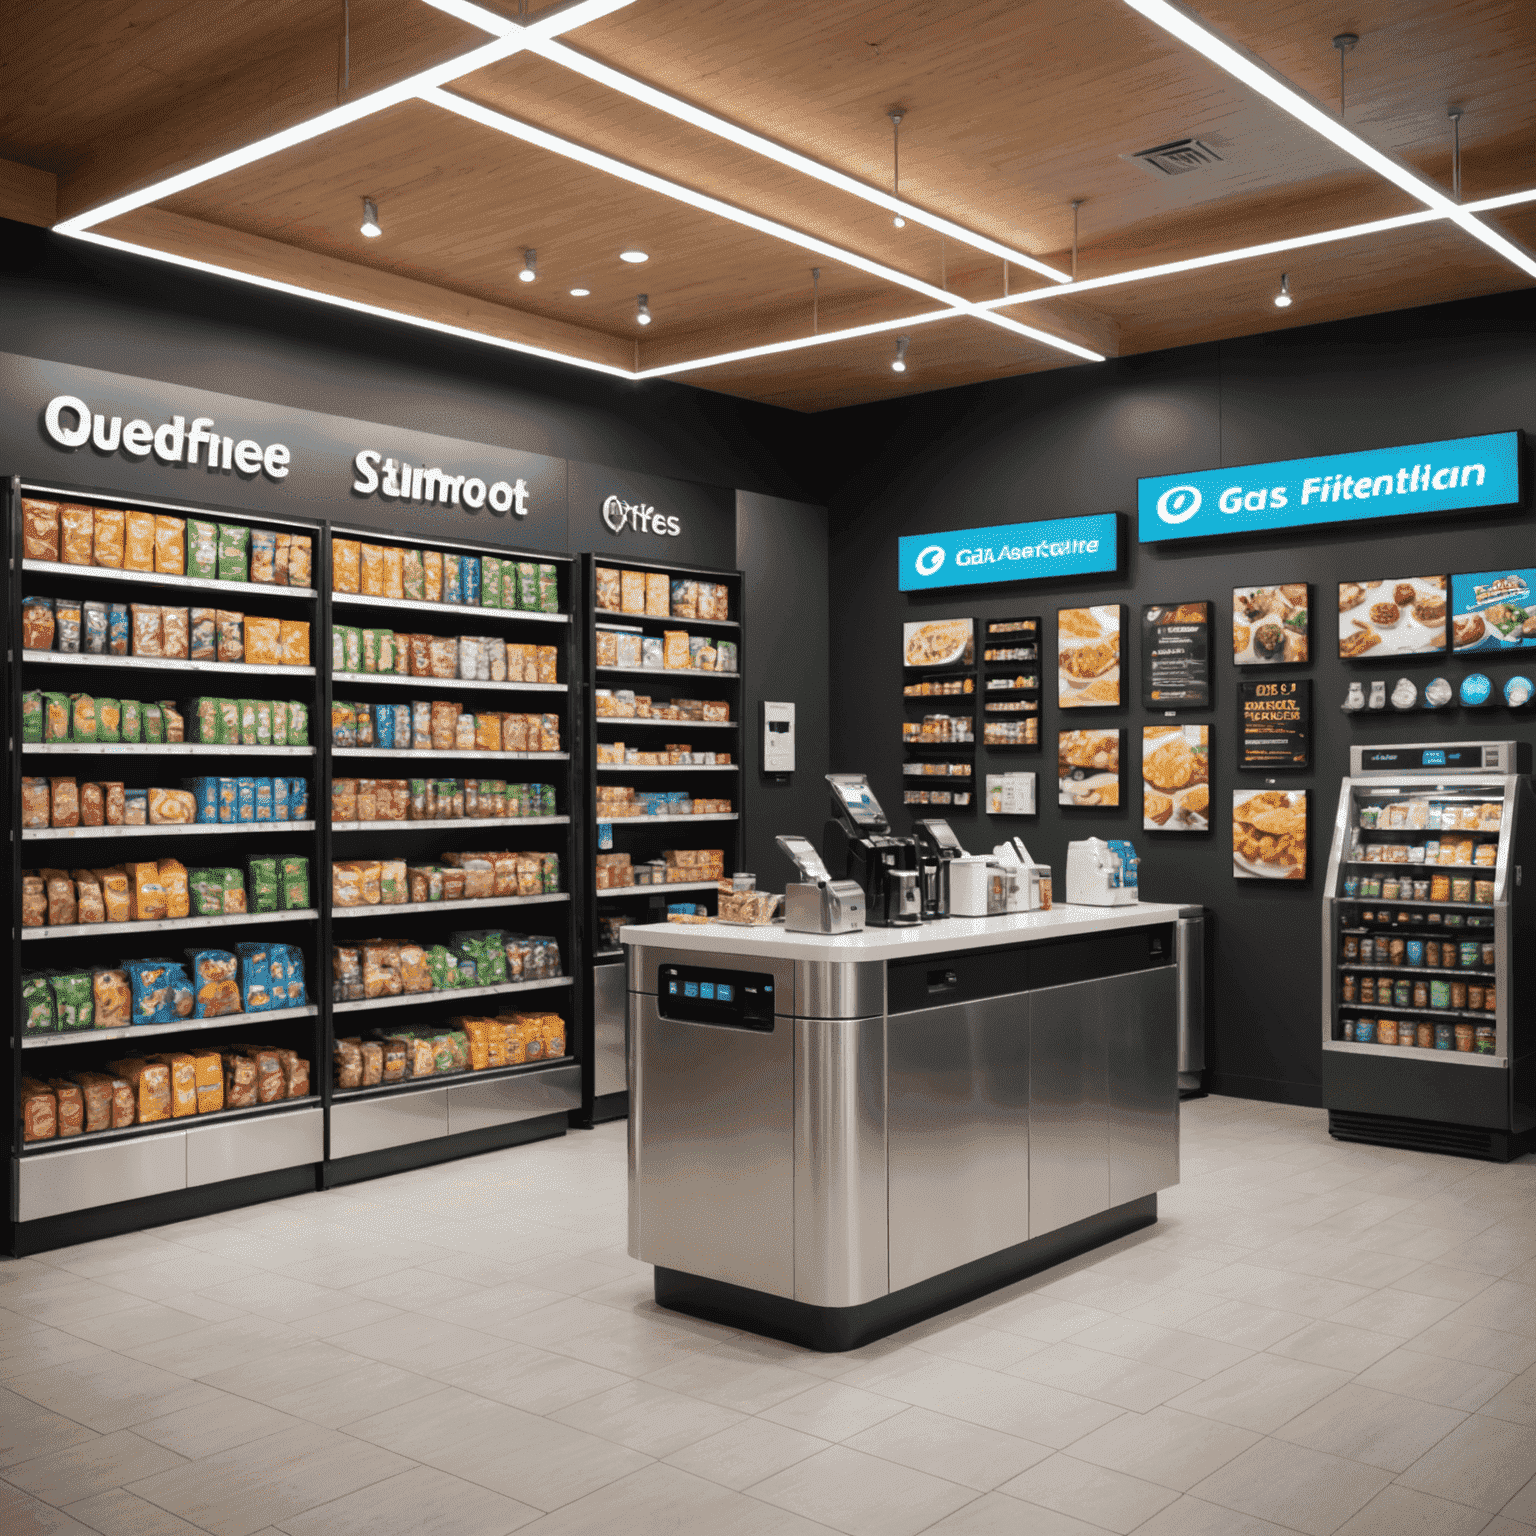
[821, 288, 1536, 1106]
[737, 491, 831, 882]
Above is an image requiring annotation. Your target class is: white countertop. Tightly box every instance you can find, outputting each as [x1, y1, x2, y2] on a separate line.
[621, 901, 1191, 962]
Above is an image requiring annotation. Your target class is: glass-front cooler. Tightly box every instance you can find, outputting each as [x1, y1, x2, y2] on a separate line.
[1322, 741, 1535, 1161]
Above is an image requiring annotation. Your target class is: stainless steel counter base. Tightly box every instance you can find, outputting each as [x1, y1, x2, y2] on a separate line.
[655, 1194, 1157, 1353]
[628, 915, 1182, 1351]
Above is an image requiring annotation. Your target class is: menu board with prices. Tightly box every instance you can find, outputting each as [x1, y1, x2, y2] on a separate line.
[1239, 679, 1311, 770]
[986, 772, 1037, 816]
[1142, 602, 1210, 708]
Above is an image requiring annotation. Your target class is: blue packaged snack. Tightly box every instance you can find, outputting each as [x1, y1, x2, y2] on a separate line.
[394, 703, 411, 748]
[374, 702, 395, 750]
[125, 788, 149, 824]
[463, 556, 481, 606]
[217, 778, 237, 824]
[235, 942, 274, 1011]
[187, 777, 219, 824]
[279, 944, 307, 1006]
[165, 962, 194, 1020]
[273, 777, 290, 822]
[444, 552, 463, 605]
[255, 779, 273, 822]
[108, 603, 130, 656]
[268, 945, 288, 1002]
[124, 958, 176, 1024]
[237, 777, 256, 822]
[187, 948, 239, 1017]
[288, 778, 308, 819]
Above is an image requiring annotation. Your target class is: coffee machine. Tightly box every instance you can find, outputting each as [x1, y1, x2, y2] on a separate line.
[913, 818, 966, 918]
[822, 773, 922, 926]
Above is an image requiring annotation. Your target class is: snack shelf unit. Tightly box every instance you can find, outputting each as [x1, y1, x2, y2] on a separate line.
[979, 615, 1042, 759]
[8, 477, 329, 1251]
[582, 552, 745, 1125]
[321, 525, 579, 1184]
[902, 620, 980, 818]
[1320, 741, 1536, 1160]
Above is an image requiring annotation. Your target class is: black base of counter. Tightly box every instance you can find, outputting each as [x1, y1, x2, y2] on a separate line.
[1327, 1109, 1530, 1163]
[655, 1193, 1157, 1353]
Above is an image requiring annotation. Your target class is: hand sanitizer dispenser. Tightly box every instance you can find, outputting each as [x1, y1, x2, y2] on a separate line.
[1065, 837, 1139, 906]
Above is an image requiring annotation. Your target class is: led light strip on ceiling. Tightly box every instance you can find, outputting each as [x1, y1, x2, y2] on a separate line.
[419, 0, 1072, 285]
[422, 87, 1103, 362]
[1121, 0, 1536, 281]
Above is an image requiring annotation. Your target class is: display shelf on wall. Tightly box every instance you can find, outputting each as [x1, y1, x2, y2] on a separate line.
[595, 763, 738, 773]
[595, 813, 739, 825]
[1324, 1039, 1504, 1068]
[594, 719, 737, 731]
[22, 909, 318, 941]
[596, 666, 740, 682]
[24, 743, 316, 758]
[333, 817, 569, 832]
[333, 591, 568, 624]
[23, 821, 315, 842]
[21, 557, 317, 602]
[332, 748, 568, 762]
[331, 893, 568, 920]
[24, 650, 316, 679]
[598, 880, 722, 897]
[18, 1096, 320, 1156]
[21, 1004, 320, 1049]
[333, 673, 565, 694]
[595, 607, 738, 631]
[332, 975, 572, 1014]
[332, 1055, 573, 1100]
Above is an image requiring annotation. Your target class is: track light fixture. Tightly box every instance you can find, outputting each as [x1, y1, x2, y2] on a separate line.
[360, 197, 381, 238]
[636, 294, 651, 326]
[519, 248, 537, 283]
[892, 334, 910, 372]
[1274, 273, 1292, 307]
[889, 111, 906, 227]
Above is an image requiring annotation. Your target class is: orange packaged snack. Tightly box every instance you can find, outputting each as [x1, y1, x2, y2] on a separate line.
[279, 619, 310, 667]
[158, 858, 190, 918]
[60, 503, 95, 565]
[383, 545, 404, 598]
[23, 498, 61, 561]
[332, 538, 361, 593]
[192, 1051, 224, 1114]
[475, 713, 502, 752]
[126, 861, 169, 921]
[424, 549, 443, 603]
[161, 607, 190, 659]
[151, 1053, 198, 1117]
[154, 515, 186, 574]
[124, 510, 156, 571]
[360, 543, 386, 596]
[645, 571, 670, 616]
[109, 1058, 171, 1123]
[49, 1079, 85, 1136]
[244, 615, 282, 666]
[21, 1080, 57, 1142]
[621, 569, 646, 614]
[93, 505, 126, 568]
[131, 604, 164, 657]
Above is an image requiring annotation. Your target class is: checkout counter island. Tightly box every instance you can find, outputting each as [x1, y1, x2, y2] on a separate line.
[624, 902, 1190, 1352]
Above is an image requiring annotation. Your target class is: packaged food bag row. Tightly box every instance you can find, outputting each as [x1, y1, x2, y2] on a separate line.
[330, 777, 557, 823]
[331, 542, 559, 611]
[330, 700, 560, 754]
[22, 694, 191, 745]
[595, 566, 730, 621]
[187, 697, 309, 746]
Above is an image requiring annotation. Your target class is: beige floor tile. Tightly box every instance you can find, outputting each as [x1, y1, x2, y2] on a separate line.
[1481, 1366, 1536, 1426]
[1396, 1416, 1536, 1511]
[1441, 1279, 1536, 1340]
[345, 1385, 650, 1510]
[976, 1294, 1115, 1344]
[124, 1422, 413, 1536]
[918, 1490, 1110, 1534]
[664, 1419, 831, 1491]
[842, 1405, 1049, 1491]
[1005, 1340, 1201, 1412]
[758, 1381, 907, 1442]
[907, 1320, 1048, 1371]
[1132, 1491, 1307, 1534]
[1189, 1437, 1393, 1536]
[1483, 1518, 1536, 1536]
[1265, 1319, 1403, 1372]
[0, 1327, 108, 1380]
[60, 1488, 212, 1536]
[1326, 1290, 1461, 1339]
[1273, 1382, 1466, 1472]
[749, 1443, 974, 1536]
[273, 1463, 540, 1536]
[6, 1428, 186, 1507]
[1124, 1294, 1310, 1352]
[4, 1354, 224, 1434]
[0, 1478, 100, 1535]
[1332, 1484, 1491, 1536]
[123, 1316, 304, 1381]
[327, 1311, 497, 1373]
[1355, 1346, 1514, 1411]
[430, 1341, 628, 1412]
[1065, 1405, 1261, 1492]
[1000, 1451, 1180, 1533]
[1404, 1318, 1536, 1373]
[133, 1393, 307, 1459]
[1165, 1353, 1353, 1433]
[641, 1346, 822, 1414]
[1504, 1470, 1536, 1524]
[58, 1301, 235, 1351]
[1067, 1317, 1253, 1380]
[550, 1378, 742, 1457]
[1390, 1265, 1496, 1303]
[40, 1234, 190, 1282]
[1283, 1247, 1424, 1289]
[0, 1384, 99, 1467]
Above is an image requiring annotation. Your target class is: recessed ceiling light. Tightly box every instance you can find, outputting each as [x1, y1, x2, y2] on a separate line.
[360, 197, 381, 238]
[619, 249, 648, 263]
[1274, 273, 1292, 308]
[569, 287, 591, 296]
[519, 247, 537, 282]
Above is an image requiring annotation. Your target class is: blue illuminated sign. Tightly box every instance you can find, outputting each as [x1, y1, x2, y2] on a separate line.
[899, 513, 1120, 592]
[1422, 750, 1447, 767]
[1138, 432, 1521, 543]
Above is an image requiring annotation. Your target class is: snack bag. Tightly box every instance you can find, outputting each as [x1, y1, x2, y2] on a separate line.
[60, 503, 95, 565]
[216, 611, 244, 662]
[123, 960, 174, 1024]
[186, 518, 218, 578]
[289, 535, 313, 588]
[154, 515, 186, 575]
[222, 867, 247, 914]
[125, 511, 156, 571]
[193, 1051, 224, 1113]
[279, 620, 309, 667]
[22, 596, 56, 653]
[96, 698, 121, 743]
[360, 543, 385, 596]
[217, 523, 250, 582]
[158, 858, 191, 918]
[50, 1079, 85, 1136]
[151, 1053, 198, 1116]
[23, 498, 61, 561]
[236, 943, 275, 1011]
[250, 529, 277, 584]
[23, 974, 56, 1033]
[289, 700, 309, 745]
[224, 1052, 258, 1108]
[402, 547, 425, 601]
[21, 1081, 57, 1142]
[248, 856, 280, 913]
[190, 608, 216, 661]
[332, 538, 361, 594]
[280, 856, 311, 910]
[244, 615, 281, 666]
[22, 691, 43, 742]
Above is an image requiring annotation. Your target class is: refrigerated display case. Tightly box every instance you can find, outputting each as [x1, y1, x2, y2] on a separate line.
[1322, 741, 1535, 1161]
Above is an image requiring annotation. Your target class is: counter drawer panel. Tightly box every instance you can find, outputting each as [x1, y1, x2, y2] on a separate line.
[888, 992, 1031, 1290]
[186, 1106, 323, 1188]
[446, 1065, 579, 1135]
[1107, 968, 1180, 1206]
[1029, 978, 1110, 1238]
[18, 1132, 187, 1222]
[330, 1091, 449, 1159]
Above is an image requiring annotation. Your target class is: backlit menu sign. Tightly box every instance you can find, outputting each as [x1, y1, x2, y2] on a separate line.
[1142, 601, 1210, 708]
[1239, 679, 1311, 770]
[1138, 432, 1521, 544]
[899, 512, 1120, 592]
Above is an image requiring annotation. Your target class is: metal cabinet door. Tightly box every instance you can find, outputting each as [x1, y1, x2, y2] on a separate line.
[593, 961, 628, 1099]
[887, 991, 1032, 1291]
[631, 996, 796, 1298]
[1107, 966, 1180, 1205]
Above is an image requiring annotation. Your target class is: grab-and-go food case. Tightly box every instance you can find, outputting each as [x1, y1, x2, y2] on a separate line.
[1322, 742, 1535, 1160]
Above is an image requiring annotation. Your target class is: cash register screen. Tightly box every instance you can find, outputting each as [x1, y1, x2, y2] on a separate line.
[832, 779, 886, 826]
[658, 964, 776, 1029]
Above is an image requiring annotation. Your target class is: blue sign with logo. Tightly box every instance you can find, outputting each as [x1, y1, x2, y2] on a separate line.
[899, 513, 1120, 592]
[1138, 431, 1521, 543]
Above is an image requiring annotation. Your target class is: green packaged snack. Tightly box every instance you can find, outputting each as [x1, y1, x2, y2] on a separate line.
[427, 944, 454, 990]
[193, 698, 219, 744]
[69, 693, 98, 742]
[343, 627, 363, 673]
[247, 856, 279, 914]
[255, 700, 274, 746]
[23, 973, 55, 1033]
[279, 856, 310, 911]
[22, 691, 43, 742]
[215, 698, 237, 744]
[143, 703, 165, 744]
[189, 868, 225, 917]
[515, 561, 539, 610]
[51, 971, 94, 1032]
[402, 547, 425, 602]
[96, 697, 122, 743]
[217, 522, 250, 583]
[541, 851, 561, 894]
[538, 563, 559, 613]
[43, 693, 71, 742]
[479, 556, 499, 609]
[221, 867, 246, 914]
[239, 699, 258, 746]
[332, 628, 346, 673]
[374, 630, 396, 675]
[121, 698, 142, 742]
[362, 628, 379, 674]
[379, 861, 402, 904]
[272, 699, 288, 746]
[288, 700, 309, 745]
[187, 518, 219, 579]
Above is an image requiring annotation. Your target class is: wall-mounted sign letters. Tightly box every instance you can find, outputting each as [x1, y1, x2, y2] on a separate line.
[898, 512, 1120, 592]
[1139, 432, 1521, 544]
[1239, 678, 1311, 770]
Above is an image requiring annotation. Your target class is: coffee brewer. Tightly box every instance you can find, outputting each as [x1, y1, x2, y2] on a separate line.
[913, 818, 966, 918]
[822, 773, 922, 926]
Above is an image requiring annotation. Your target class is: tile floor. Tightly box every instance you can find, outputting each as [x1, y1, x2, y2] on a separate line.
[3, 1095, 1536, 1536]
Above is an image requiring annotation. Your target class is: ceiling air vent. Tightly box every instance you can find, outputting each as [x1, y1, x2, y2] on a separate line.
[1128, 138, 1225, 177]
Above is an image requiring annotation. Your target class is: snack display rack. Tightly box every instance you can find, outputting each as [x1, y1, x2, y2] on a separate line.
[581, 553, 744, 1124]
[4, 482, 583, 1254]
[980, 615, 1042, 753]
[8, 479, 327, 1250]
[1321, 741, 1536, 1161]
[901, 620, 977, 816]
